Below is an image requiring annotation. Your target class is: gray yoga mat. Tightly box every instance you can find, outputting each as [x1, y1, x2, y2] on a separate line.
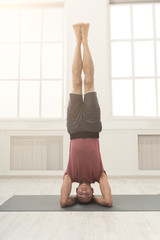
[0, 194, 160, 211]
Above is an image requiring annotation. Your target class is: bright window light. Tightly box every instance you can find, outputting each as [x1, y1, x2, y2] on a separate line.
[134, 41, 155, 77]
[155, 4, 160, 38]
[110, 3, 159, 117]
[0, 8, 20, 42]
[19, 81, 40, 118]
[20, 43, 41, 79]
[42, 43, 63, 79]
[41, 81, 62, 118]
[112, 79, 133, 116]
[111, 42, 132, 77]
[21, 9, 41, 42]
[43, 8, 63, 42]
[0, 81, 17, 117]
[133, 4, 153, 39]
[156, 41, 160, 76]
[0, 6, 64, 119]
[0, 44, 19, 79]
[135, 79, 156, 116]
[110, 5, 131, 39]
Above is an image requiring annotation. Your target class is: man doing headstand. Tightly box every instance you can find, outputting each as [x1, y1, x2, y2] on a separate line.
[60, 22, 112, 208]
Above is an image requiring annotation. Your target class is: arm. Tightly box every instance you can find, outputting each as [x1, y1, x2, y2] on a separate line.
[93, 195, 112, 207]
[94, 172, 112, 207]
[62, 195, 78, 208]
[60, 174, 77, 208]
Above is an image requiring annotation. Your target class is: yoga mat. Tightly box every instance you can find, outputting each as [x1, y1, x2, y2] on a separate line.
[0, 194, 160, 211]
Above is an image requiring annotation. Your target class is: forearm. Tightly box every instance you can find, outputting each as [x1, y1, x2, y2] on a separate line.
[61, 196, 77, 208]
[93, 196, 112, 207]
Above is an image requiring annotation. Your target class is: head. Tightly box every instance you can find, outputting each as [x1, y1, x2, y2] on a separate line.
[76, 183, 94, 204]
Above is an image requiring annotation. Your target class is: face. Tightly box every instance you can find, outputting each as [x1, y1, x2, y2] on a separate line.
[76, 183, 94, 203]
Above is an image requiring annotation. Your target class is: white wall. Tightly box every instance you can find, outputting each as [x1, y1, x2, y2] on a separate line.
[0, 0, 160, 177]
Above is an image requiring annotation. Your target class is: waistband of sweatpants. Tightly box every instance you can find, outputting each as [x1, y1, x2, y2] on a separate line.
[70, 131, 99, 140]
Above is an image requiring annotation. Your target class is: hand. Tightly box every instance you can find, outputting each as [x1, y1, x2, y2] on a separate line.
[71, 195, 78, 203]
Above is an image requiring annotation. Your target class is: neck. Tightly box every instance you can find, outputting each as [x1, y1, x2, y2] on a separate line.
[79, 178, 90, 185]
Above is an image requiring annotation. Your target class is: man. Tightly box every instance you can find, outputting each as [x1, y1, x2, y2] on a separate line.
[60, 22, 112, 208]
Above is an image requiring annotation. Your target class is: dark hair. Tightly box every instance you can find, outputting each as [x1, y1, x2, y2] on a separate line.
[77, 196, 94, 205]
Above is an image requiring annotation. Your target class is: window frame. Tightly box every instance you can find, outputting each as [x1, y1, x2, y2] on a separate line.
[108, 1, 160, 119]
[0, 1, 65, 121]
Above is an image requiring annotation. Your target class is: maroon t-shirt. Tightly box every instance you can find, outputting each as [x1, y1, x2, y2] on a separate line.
[63, 138, 107, 184]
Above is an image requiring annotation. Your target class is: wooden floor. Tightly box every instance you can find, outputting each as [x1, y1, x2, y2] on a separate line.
[0, 176, 160, 240]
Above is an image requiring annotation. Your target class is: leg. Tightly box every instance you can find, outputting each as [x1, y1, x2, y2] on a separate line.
[67, 23, 83, 134]
[81, 23, 95, 94]
[72, 23, 83, 94]
[83, 92, 102, 133]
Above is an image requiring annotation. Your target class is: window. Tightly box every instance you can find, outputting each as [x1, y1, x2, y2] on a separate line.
[0, 3, 64, 119]
[109, 1, 160, 118]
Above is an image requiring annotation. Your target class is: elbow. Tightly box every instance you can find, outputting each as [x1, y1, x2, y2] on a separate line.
[106, 201, 112, 207]
[60, 200, 66, 208]
[61, 204, 66, 208]
[104, 198, 113, 207]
